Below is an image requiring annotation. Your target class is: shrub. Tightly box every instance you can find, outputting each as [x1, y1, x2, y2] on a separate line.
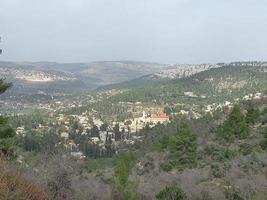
[115, 152, 136, 188]
[156, 186, 188, 200]
[239, 143, 254, 156]
[204, 144, 237, 162]
[160, 162, 173, 172]
[260, 127, 267, 150]
[211, 163, 225, 178]
[224, 186, 244, 200]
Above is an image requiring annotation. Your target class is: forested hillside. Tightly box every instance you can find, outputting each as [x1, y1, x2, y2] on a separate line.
[109, 64, 267, 105]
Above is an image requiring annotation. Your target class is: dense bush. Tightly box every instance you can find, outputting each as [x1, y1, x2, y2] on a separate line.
[211, 163, 225, 178]
[156, 186, 188, 200]
[204, 144, 237, 162]
[260, 127, 267, 150]
[115, 152, 136, 188]
[0, 116, 16, 156]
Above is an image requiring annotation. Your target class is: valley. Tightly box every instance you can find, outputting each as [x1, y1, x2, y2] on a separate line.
[1, 61, 267, 199]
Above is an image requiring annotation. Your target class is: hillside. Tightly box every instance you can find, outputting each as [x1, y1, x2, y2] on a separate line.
[98, 63, 221, 91]
[0, 61, 164, 96]
[109, 63, 267, 105]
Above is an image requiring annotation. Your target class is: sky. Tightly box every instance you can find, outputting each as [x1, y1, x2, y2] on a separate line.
[0, 0, 267, 64]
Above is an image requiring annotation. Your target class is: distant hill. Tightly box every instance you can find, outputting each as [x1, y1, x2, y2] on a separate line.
[0, 61, 164, 95]
[98, 63, 222, 91]
[108, 62, 267, 105]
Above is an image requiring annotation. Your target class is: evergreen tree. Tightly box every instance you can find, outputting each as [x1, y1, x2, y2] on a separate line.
[114, 123, 121, 141]
[0, 79, 12, 95]
[0, 77, 14, 156]
[91, 125, 100, 138]
[169, 122, 197, 170]
[245, 103, 260, 124]
[219, 105, 250, 141]
[100, 122, 108, 131]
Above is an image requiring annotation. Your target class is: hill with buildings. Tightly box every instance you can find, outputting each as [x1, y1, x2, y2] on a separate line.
[0, 61, 164, 96]
[108, 62, 267, 105]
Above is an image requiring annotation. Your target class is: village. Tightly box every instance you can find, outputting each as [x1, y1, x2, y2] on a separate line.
[13, 89, 265, 159]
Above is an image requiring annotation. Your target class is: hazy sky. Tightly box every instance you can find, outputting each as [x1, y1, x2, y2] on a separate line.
[1, 0, 267, 64]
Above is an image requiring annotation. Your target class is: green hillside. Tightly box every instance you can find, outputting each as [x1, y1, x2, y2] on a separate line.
[109, 64, 267, 105]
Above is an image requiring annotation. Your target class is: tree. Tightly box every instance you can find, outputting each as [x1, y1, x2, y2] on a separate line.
[19, 131, 41, 152]
[218, 105, 250, 141]
[245, 103, 260, 124]
[260, 127, 267, 150]
[100, 122, 108, 131]
[169, 122, 197, 170]
[0, 116, 16, 155]
[91, 125, 99, 138]
[105, 135, 112, 157]
[0, 79, 12, 95]
[156, 186, 188, 200]
[164, 106, 172, 116]
[115, 152, 135, 188]
[0, 70, 14, 156]
[114, 123, 121, 141]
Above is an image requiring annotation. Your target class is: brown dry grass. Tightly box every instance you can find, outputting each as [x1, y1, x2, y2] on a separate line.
[0, 160, 48, 200]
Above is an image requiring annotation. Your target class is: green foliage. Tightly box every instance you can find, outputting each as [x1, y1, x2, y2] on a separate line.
[83, 158, 115, 173]
[224, 186, 244, 200]
[204, 144, 237, 162]
[159, 135, 170, 149]
[0, 79, 12, 95]
[9, 113, 47, 130]
[0, 116, 15, 139]
[115, 152, 136, 188]
[91, 125, 99, 138]
[108, 65, 267, 105]
[0, 80, 16, 156]
[114, 123, 121, 141]
[245, 103, 260, 124]
[160, 162, 173, 172]
[0, 116, 16, 155]
[218, 105, 250, 141]
[157, 121, 197, 171]
[100, 122, 108, 131]
[156, 186, 188, 200]
[114, 152, 137, 200]
[260, 127, 267, 150]
[18, 130, 62, 153]
[211, 163, 225, 178]
[239, 143, 254, 156]
[169, 123, 197, 170]
[88, 100, 133, 122]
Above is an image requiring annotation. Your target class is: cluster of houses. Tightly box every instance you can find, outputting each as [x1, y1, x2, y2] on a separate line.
[14, 109, 169, 155]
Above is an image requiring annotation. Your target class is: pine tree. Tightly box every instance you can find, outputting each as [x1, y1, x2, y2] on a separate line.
[245, 103, 260, 124]
[169, 122, 197, 170]
[219, 105, 250, 141]
[0, 42, 15, 156]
